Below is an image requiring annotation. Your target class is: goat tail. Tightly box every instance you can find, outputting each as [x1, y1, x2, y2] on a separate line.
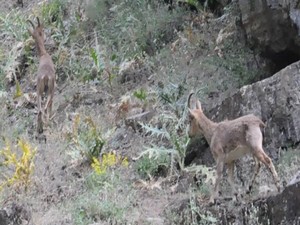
[259, 120, 266, 137]
[243, 120, 265, 131]
[259, 120, 266, 129]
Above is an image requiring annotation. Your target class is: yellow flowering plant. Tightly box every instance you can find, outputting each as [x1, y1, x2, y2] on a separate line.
[0, 139, 36, 190]
[91, 152, 129, 175]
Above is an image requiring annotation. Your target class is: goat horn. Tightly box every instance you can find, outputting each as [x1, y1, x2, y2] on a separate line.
[36, 17, 40, 26]
[187, 92, 194, 109]
[27, 19, 35, 28]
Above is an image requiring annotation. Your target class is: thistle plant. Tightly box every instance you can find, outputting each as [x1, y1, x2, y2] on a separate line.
[68, 114, 105, 163]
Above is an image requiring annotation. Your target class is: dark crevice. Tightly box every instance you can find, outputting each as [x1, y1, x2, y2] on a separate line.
[261, 47, 300, 75]
[161, 0, 230, 16]
[236, 3, 300, 80]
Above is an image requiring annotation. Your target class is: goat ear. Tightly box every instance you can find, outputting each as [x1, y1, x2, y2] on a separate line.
[196, 100, 202, 110]
[27, 20, 35, 35]
[188, 108, 196, 119]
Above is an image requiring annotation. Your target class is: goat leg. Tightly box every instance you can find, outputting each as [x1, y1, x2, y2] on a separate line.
[227, 161, 241, 202]
[37, 111, 43, 134]
[253, 148, 280, 192]
[247, 156, 261, 194]
[37, 94, 44, 133]
[210, 157, 224, 204]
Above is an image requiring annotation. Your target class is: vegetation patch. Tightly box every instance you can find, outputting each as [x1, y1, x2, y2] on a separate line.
[0, 139, 36, 191]
[67, 114, 105, 163]
[70, 167, 134, 224]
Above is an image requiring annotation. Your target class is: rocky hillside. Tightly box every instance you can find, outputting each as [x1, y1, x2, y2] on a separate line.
[0, 0, 299, 224]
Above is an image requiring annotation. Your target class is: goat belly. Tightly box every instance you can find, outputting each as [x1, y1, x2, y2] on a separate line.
[224, 146, 250, 163]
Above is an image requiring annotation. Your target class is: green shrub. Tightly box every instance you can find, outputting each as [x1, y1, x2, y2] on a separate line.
[0, 10, 28, 41]
[135, 152, 170, 179]
[135, 111, 189, 179]
[133, 88, 147, 102]
[85, 0, 185, 59]
[203, 41, 262, 88]
[40, 0, 67, 26]
[68, 115, 105, 163]
[70, 169, 133, 225]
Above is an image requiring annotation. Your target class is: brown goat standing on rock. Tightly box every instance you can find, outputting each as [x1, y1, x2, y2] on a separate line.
[187, 93, 280, 204]
[28, 17, 55, 134]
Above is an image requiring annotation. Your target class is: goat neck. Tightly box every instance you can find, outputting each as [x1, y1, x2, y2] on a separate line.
[35, 37, 47, 57]
[196, 110, 217, 144]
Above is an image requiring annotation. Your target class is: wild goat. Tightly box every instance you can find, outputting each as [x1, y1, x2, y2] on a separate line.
[187, 93, 280, 203]
[28, 17, 55, 134]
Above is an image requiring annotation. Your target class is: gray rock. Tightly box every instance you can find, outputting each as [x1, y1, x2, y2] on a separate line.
[167, 181, 300, 225]
[238, 0, 300, 53]
[125, 110, 155, 132]
[0, 210, 8, 225]
[255, 181, 300, 225]
[288, 170, 300, 186]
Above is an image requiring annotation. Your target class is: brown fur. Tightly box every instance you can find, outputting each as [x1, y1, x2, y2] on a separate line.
[187, 93, 280, 203]
[28, 17, 55, 134]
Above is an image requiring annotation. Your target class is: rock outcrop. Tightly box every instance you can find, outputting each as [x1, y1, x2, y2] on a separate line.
[254, 181, 300, 225]
[168, 178, 300, 225]
[238, 0, 300, 73]
[238, 0, 300, 50]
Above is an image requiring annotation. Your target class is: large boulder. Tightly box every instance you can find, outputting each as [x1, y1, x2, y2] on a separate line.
[238, 0, 300, 73]
[167, 178, 300, 224]
[238, 0, 300, 51]
[255, 181, 300, 224]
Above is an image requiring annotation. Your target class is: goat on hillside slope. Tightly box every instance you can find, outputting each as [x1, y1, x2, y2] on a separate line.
[28, 17, 55, 134]
[187, 93, 280, 204]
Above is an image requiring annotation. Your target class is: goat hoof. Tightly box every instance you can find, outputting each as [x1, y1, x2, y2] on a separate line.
[233, 193, 242, 205]
[37, 128, 43, 134]
[208, 197, 221, 206]
[208, 201, 215, 206]
[35, 133, 47, 143]
[208, 198, 216, 206]
[282, 180, 287, 189]
[248, 185, 253, 192]
[233, 199, 240, 206]
[277, 186, 281, 193]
